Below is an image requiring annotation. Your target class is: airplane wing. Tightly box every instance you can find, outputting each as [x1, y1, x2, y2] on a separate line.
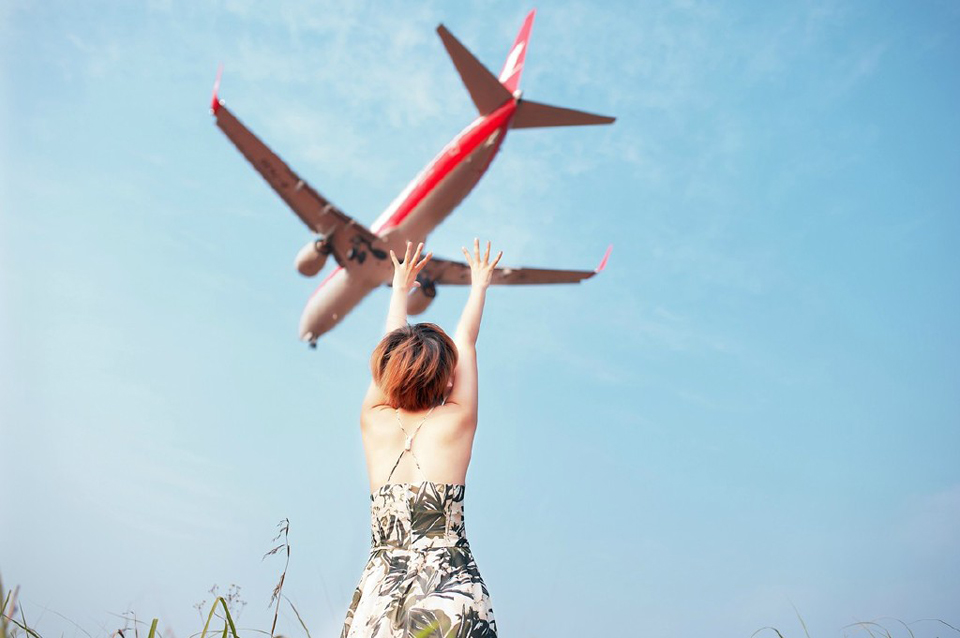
[212, 96, 380, 246]
[421, 245, 612, 286]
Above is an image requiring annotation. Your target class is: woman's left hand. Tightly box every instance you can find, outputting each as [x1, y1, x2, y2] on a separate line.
[461, 239, 503, 290]
[390, 241, 432, 293]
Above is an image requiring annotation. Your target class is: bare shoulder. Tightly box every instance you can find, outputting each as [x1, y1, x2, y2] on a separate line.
[360, 404, 393, 432]
[432, 403, 477, 433]
[361, 403, 475, 437]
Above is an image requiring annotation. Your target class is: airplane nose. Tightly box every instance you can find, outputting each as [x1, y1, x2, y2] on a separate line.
[299, 304, 319, 341]
[299, 293, 331, 343]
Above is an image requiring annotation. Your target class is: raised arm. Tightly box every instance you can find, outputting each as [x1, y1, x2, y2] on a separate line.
[384, 241, 432, 334]
[363, 242, 432, 411]
[447, 240, 502, 418]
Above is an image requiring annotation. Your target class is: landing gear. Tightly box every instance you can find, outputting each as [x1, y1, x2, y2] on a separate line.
[345, 236, 388, 263]
[346, 247, 367, 264]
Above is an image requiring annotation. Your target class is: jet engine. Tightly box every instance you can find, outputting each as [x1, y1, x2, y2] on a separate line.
[295, 239, 330, 277]
[406, 282, 437, 315]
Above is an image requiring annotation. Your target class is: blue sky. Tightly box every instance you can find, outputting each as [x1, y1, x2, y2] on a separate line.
[1, 1, 958, 637]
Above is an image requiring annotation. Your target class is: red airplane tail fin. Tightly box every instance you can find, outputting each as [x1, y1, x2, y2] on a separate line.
[499, 10, 535, 93]
[438, 11, 615, 128]
[436, 11, 534, 116]
[501, 10, 614, 129]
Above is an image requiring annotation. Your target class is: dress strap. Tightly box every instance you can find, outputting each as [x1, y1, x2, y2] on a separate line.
[384, 405, 437, 484]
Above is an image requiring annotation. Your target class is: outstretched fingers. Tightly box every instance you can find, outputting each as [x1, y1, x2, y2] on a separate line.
[397, 241, 430, 269]
[462, 238, 502, 277]
[414, 251, 433, 273]
[411, 242, 424, 265]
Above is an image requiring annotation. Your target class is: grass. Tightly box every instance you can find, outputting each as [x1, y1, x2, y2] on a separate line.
[1, 535, 956, 638]
[0, 518, 442, 638]
[750, 617, 960, 638]
[4, 572, 955, 638]
[1, 590, 438, 638]
[264, 519, 291, 638]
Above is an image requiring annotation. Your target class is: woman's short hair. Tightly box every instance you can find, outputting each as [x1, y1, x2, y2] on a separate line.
[370, 323, 458, 411]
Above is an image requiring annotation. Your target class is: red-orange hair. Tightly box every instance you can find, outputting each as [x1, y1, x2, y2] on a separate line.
[370, 323, 458, 411]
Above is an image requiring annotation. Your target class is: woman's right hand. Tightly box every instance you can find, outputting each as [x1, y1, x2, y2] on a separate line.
[461, 239, 503, 289]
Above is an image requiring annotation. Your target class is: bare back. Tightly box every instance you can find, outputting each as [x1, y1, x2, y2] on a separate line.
[362, 239, 498, 494]
[360, 404, 477, 493]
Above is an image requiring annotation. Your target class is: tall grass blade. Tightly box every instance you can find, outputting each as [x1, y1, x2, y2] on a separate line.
[19, 602, 32, 638]
[199, 598, 239, 638]
[15, 603, 92, 638]
[146, 619, 158, 638]
[791, 604, 811, 638]
[4, 612, 42, 638]
[1, 576, 9, 638]
[875, 617, 915, 638]
[843, 621, 892, 638]
[912, 619, 960, 634]
[265, 519, 291, 638]
[283, 597, 311, 638]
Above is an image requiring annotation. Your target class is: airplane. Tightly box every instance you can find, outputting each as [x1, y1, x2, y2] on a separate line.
[211, 9, 614, 348]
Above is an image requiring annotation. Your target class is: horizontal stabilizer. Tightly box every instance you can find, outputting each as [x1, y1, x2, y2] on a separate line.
[437, 24, 512, 116]
[512, 100, 616, 129]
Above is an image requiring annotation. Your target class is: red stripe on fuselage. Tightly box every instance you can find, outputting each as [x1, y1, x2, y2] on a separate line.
[308, 99, 517, 301]
[306, 264, 344, 301]
[318, 265, 343, 287]
[375, 99, 517, 233]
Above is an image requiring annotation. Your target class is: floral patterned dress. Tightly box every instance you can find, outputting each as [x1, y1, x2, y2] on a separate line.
[341, 409, 497, 638]
[340, 482, 498, 638]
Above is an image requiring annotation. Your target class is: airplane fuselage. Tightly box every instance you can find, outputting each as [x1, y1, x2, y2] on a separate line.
[298, 98, 518, 342]
[214, 11, 614, 345]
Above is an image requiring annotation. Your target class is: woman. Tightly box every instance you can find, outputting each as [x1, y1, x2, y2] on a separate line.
[340, 240, 502, 638]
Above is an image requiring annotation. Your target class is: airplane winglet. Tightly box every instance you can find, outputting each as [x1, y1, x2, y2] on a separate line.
[210, 63, 223, 116]
[595, 244, 613, 273]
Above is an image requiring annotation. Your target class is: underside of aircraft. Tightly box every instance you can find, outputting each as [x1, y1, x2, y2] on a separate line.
[211, 10, 614, 346]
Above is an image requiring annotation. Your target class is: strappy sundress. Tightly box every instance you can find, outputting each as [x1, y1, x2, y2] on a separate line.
[340, 409, 498, 638]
